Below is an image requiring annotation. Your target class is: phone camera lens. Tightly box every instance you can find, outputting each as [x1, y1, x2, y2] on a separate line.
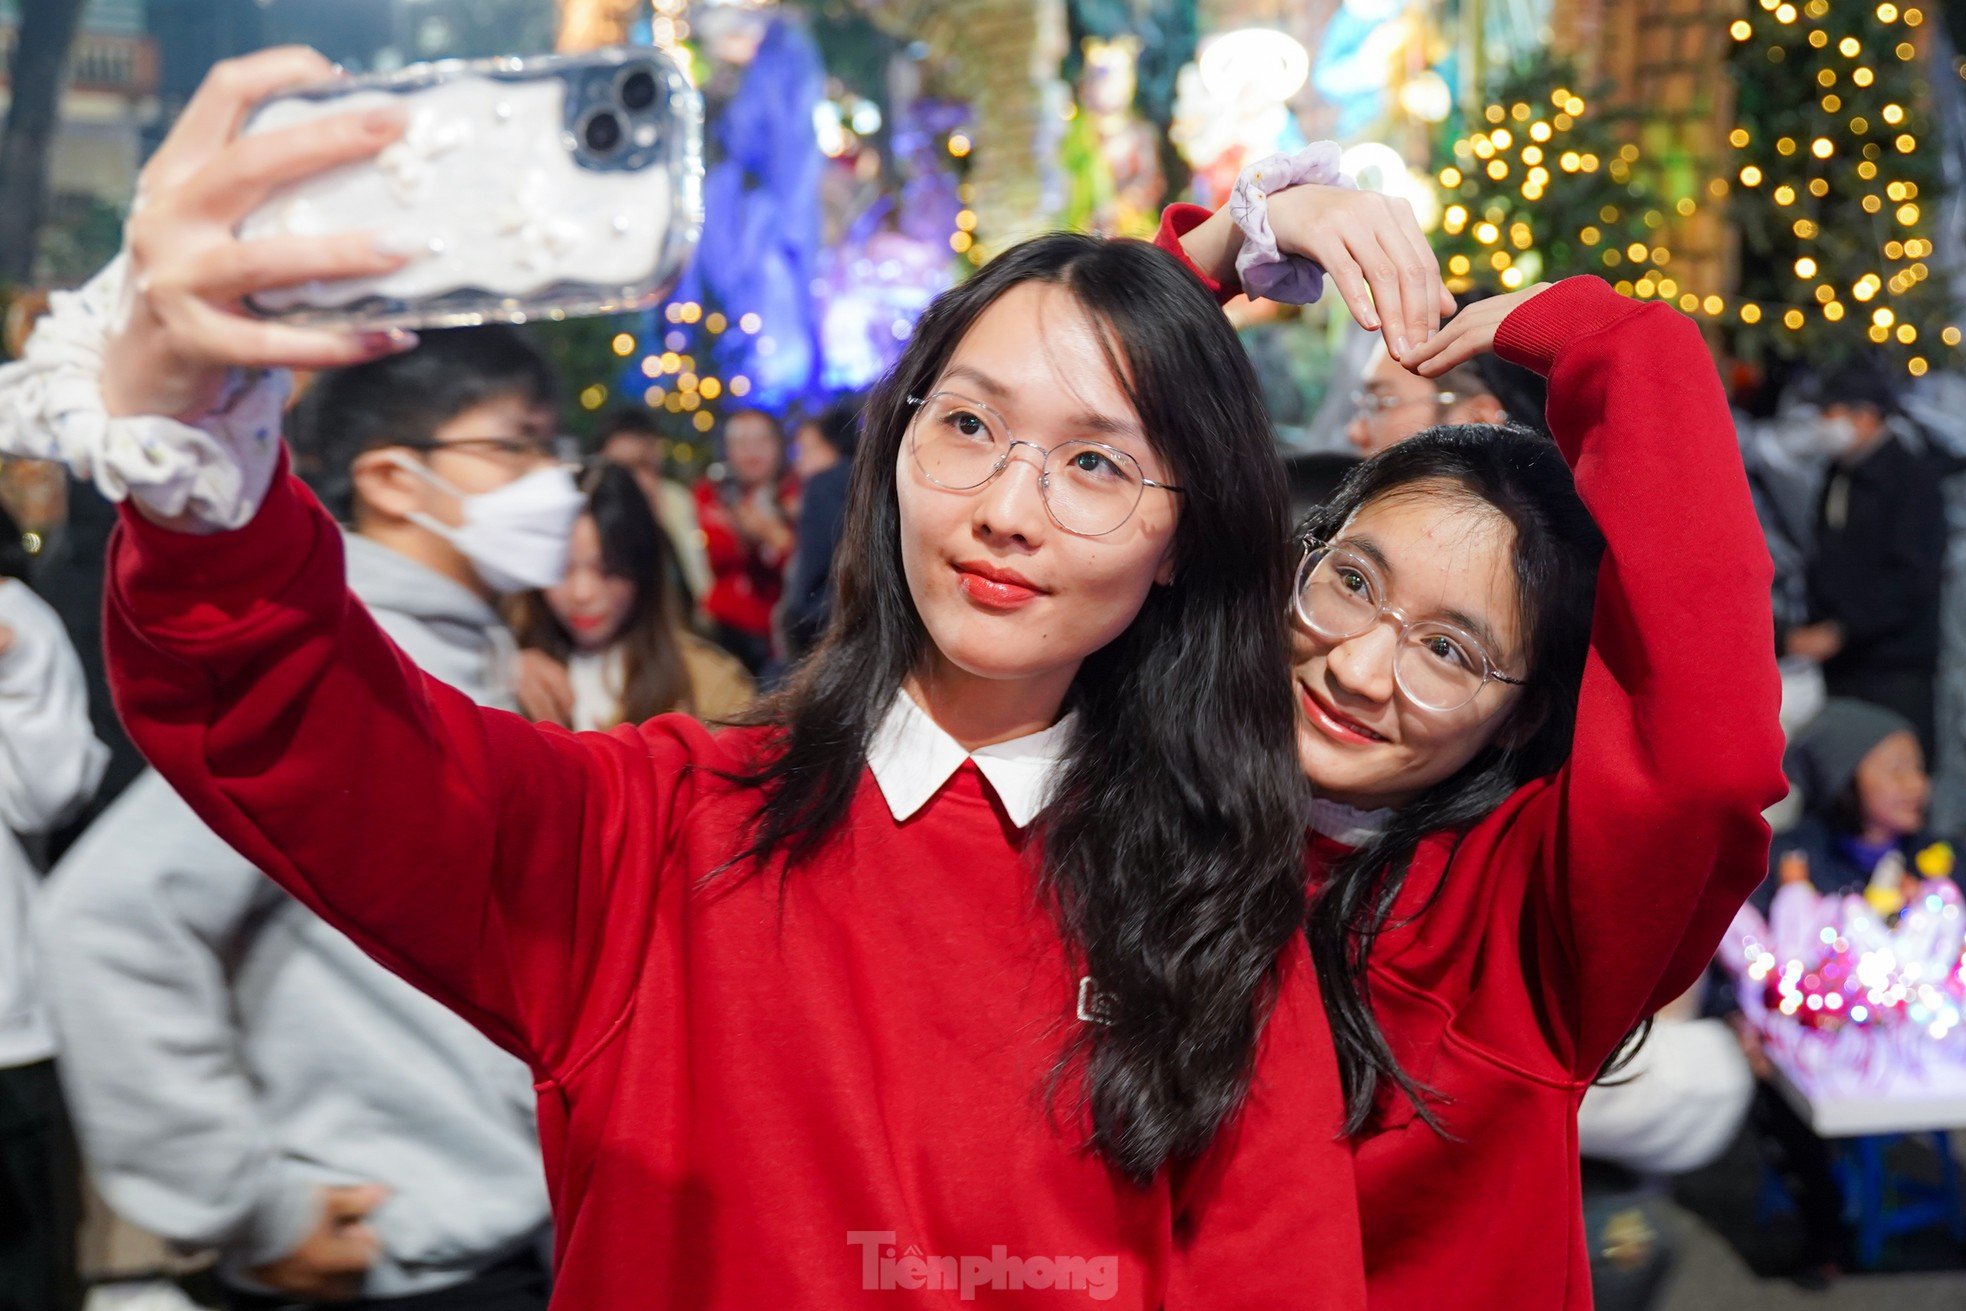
[583, 109, 623, 153]
[620, 68, 658, 111]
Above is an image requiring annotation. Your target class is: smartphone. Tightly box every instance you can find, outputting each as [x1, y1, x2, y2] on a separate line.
[237, 47, 703, 329]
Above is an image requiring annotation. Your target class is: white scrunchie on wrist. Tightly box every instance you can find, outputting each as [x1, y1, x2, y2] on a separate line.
[1227, 141, 1356, 305]
[0, 253, 289, 532]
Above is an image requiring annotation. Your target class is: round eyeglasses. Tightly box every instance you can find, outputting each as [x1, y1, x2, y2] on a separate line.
[1349, 388, 1464, 417]
[1294, 541, 1527, 713]
[906, 391, 1182, 537]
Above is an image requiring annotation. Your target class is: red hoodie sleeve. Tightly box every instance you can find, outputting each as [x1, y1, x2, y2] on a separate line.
[1153, 205, 1239, 307]
[1486, 276, 1788, 1072]
[1166, 940, 1365, 1308]
[102, 465, 716, 1080]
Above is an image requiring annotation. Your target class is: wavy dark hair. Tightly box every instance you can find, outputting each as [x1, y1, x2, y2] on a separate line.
[512, 464, 695, 722]
[727, 233, 1310, 1185]
[1298, 424, 1607, 1134]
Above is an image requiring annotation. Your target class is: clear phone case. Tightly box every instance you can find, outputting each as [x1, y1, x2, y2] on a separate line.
[238, 47, 703, 329]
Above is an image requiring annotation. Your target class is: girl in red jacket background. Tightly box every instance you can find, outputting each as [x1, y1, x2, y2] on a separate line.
[42, 48, 1371, 1311]
[1160, 188, 1789, 1309]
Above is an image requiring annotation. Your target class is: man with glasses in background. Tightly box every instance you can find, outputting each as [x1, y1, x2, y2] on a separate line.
[1345, 291, 1551, 458]
[39, 328, 571, 1310]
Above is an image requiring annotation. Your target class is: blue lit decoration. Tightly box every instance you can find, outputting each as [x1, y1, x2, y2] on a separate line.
[650, 15, 826, 411]
[811, 96, 966, 392]
[604, 14, 976, 429]
[1313, 0, 1417, 139]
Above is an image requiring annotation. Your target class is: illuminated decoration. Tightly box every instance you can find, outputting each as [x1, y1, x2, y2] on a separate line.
[1341, 141, 1439, 233]
[1172, 22, 1322, 211]
[1431, 55, 1685, 302]
[661, 16, 825, 408]
[1061, 35, 1165, 236]
[811, 95, 967, 391]
[1726, 0, 1959, 372]
[1720, 846, 1966, 1096]
[555, 0, 703, 59]
[1312, 0, 1437, 139]
[813, 94, 886, 160]
[557, 0, 644, 51]
[1170, 56, 1305, 208]
[1198, 28, 1311, 107]
[1398, 70, 1454, 125]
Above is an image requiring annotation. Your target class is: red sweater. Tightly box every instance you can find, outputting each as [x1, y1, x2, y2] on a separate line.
[103, 464, 1366, 1306]
[1156, 208, 1788, 1309]
[693, 476, 794, 638]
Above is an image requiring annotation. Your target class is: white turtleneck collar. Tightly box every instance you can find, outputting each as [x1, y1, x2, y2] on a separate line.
[1307, 795, 1393, 848]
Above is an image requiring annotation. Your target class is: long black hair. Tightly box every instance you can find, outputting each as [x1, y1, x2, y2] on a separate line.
[512, 464, 696, 723]
[1299, 424, 1606, 1134]
[728, 233, 1310, 1185]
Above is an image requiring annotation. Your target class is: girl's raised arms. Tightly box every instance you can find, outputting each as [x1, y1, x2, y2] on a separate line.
[1175, 183, 1459, 362]
[1400, 283, 1555, 376]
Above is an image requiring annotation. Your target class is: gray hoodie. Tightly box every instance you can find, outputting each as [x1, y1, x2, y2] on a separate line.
[37, 533, 549, 1299]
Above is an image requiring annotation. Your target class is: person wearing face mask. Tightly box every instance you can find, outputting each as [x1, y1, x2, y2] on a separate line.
[510, 464, 751, 730]
[8, 49, 1377, 1310]
[1161, 183, 1786, 1308]
[33, 327, 563, 1310]
[1784, 358, 1949, 758]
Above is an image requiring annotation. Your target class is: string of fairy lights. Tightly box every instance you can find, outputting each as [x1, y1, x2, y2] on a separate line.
[1725, 0, 1956, 373]
[1436, 80, 1703, 303]
[580, 301, 764, 435]
[1434, 1, 1960, 375]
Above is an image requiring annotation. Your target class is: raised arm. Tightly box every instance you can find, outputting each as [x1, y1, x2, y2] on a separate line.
[102, 463, 705, 1076]
[1409, 279, 1788, 1071]
[1156, 191, 1787, 1073]
[0, 48, 704, 1078]
[1154, 185, 1454, 364]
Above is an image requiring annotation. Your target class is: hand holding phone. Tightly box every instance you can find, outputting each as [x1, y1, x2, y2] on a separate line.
[237, 46, 702, 328]
[100, 44, 704, 427]
[102, 46, 422, 422]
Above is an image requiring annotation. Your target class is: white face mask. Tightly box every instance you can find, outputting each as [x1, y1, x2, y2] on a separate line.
[1807, 414, 1862, 458]
[392, 454, 585, 593]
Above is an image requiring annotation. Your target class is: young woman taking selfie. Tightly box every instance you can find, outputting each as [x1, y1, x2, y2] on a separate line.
[19, 48, 1378, 1311]
[1158, 191, 1788, 1309]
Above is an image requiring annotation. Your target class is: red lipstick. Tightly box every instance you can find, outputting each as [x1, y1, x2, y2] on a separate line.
[1299, 683, 1388, 746]
[953, 560, 1048, 611]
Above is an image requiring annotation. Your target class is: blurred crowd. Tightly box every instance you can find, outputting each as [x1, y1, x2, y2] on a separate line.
[0, 321, 874, 1311]
[0, 299, 1959, 1310]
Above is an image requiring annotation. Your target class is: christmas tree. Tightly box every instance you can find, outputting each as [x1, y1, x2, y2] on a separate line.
[1432, 54, 1691, 306]
[1726, 0, 1960, 374]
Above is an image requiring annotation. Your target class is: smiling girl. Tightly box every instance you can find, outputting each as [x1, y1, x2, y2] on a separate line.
[29, 48, 1374, 1311]
[511, 464, 752, 729]
[1157, 192, 1789, 1309]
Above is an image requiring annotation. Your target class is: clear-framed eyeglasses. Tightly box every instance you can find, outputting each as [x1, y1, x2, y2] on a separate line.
[1350, 388, 1463, 416]
[905, 391, 1183, 537]
[1293, 540, 1527, 713]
